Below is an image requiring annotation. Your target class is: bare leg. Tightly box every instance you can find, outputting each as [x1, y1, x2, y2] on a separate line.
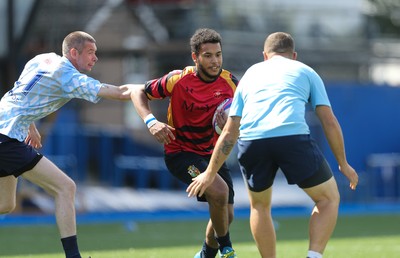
[247, 186, 276, 258]
[302, 177, 340, 254]
[0, 175, 18, 213]
[204, 174, 229, 238]
[205, 203, 234, 248]
[205, 219, 218, 248]
[22, 157, 78, 238]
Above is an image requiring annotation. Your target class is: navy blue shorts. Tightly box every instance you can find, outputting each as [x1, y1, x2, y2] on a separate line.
[0, 133, 43, 178]
[165, 152, 235, 204]
[237, 134, 333, 192]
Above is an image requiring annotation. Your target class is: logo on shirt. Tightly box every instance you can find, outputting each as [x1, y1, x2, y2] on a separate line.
[182, 101, 211, 112]
[213, 90, 223, 98]
[185, 86, 194, 94]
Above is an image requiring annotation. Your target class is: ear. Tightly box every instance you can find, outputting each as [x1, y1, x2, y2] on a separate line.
[191, 52, 197, 64]
[263, 51, 269, 61]
[292, 52, 297, 60]
[70, 48, 78, 59]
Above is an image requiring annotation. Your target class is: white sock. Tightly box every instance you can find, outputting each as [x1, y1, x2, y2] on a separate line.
[307, 250, 322, 258]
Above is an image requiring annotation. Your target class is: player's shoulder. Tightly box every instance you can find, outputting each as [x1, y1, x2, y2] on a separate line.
[272, 57, 317, 76]
[26, 52, 59, 64]
[220, 69, 239, 86]
[293, 59, 319, 77]
[34, 52, 61, 62]
[220, 68, 234, 77]
[23, 52, 62, 73]
[168, 66, 199, 85]
[180, 66, 196, 76]
[165, 66, 194, 80]
[245, 61, 265, 73]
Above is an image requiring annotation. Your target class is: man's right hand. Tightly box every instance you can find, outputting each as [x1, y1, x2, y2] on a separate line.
[149, 121, 175, 144]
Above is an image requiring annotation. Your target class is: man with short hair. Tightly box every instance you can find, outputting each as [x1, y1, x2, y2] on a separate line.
[130, 28, 238, 258]
[0, 31, 134, 258]
[187, 32, 359, 258]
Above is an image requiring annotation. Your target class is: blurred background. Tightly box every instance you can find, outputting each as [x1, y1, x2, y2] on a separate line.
[1, 0, 400, 217]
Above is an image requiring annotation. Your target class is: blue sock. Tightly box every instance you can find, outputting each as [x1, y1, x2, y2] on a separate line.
[61, 235, 81, 258]
[216, 232, 232, 252]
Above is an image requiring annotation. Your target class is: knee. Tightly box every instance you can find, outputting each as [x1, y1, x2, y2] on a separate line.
[316, 191, 340, 210]
[206, 181, 229, 206]
[208, 195, 228, 208]
[249, 194, 273, 213]
[332, 195, 340, 210]
[50, 177, 76, 199]
[0, 202, 16, 214]
[328, 188, 340, 206]
[207, 188, 229, 207]
[62, 178, 77, 197]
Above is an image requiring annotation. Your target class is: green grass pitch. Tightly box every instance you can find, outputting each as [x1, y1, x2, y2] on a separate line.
[1, 214, 399, 257]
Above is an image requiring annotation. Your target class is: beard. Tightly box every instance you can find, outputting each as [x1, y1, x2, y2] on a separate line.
[197, 63, 222, 82]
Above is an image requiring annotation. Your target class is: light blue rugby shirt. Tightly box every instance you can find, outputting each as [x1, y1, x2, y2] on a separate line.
[0, 53, 102, 142]
[230, 55, 330, 141]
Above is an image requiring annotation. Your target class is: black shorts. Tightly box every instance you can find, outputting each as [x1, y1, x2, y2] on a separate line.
[237, 134, 333, 192]
[0, 133, 43, 178]
[165, 152, 235, 204]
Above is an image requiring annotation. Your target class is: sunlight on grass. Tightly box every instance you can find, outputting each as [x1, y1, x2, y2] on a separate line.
[1, 214, 400, 258]
[4, 236, 400, 258]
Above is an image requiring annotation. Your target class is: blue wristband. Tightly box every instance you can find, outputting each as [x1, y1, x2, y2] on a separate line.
[144, 114, 157, 128]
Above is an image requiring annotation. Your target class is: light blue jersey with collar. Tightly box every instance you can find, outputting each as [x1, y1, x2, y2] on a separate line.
[230, 55, 330, 141]
[0, 52, 102, 142]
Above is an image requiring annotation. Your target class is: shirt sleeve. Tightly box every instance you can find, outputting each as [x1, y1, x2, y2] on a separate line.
[62, 72, 102, 103]
[229, 84, 244, 117]
[308, 68, 331, 109]
[144, 70, 182, 100]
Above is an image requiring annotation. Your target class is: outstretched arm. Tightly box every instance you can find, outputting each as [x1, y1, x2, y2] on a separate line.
[97, 83, 136, 100]
[315, 105, 358, 190]
[186, 116, 241, 197]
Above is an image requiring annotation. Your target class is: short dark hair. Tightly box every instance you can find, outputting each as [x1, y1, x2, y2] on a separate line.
[62, 31, 96, 55]
[264, 32, 295, 54]
[190, 28, 222, 56]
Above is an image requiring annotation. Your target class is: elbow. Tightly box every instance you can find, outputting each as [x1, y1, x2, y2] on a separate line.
[130, 84, 145, 100]
[323, 116, 340, 130]
[224, 127, 240, 142]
